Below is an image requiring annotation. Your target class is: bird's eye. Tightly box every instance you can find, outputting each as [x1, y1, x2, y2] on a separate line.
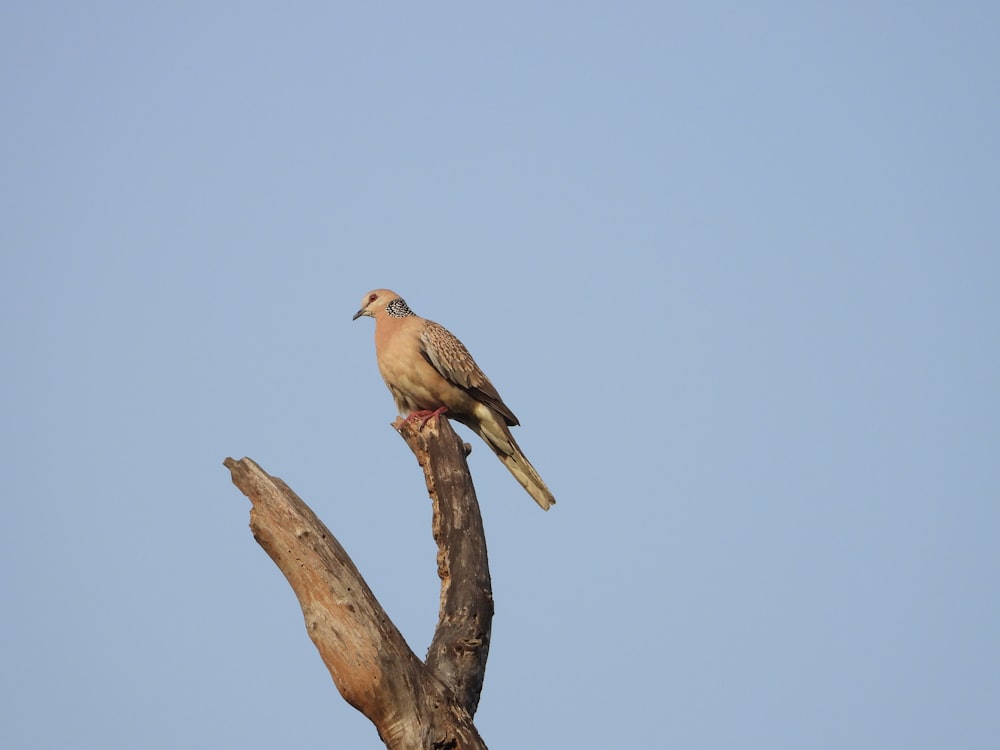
[369, 293, 377, 302]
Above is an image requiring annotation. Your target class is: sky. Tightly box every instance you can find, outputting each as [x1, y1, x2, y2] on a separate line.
[2, 2, 998, 748]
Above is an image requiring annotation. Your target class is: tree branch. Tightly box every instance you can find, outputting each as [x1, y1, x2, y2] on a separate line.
[394, 417, 493, 716]
[224, 415, 491, 749]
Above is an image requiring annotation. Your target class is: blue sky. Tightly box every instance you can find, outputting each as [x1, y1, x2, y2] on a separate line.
[2, 3, 998, 748]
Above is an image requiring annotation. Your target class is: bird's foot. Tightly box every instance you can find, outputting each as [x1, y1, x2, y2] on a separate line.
[405, 406, 449, 430]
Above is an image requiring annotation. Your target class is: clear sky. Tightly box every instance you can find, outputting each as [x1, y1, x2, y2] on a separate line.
[2, 3, 998, 748]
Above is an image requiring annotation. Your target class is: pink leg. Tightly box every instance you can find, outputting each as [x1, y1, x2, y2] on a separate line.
[404, 406, 449, 430]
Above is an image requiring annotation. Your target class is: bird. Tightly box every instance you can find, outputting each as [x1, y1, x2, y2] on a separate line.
[353, 289, 555, 510]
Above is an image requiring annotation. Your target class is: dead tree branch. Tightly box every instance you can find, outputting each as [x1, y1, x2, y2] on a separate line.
[224, 416, 492, 749]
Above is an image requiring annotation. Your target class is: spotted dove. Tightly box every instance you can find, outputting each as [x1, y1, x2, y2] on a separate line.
[353, 289, 555, 510]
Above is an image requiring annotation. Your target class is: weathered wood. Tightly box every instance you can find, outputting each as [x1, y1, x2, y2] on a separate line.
[224, 415, 491, 749]
[395, 417, 493, 716]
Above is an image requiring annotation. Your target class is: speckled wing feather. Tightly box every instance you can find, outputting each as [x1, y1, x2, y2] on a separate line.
[419, 320, 520, 426]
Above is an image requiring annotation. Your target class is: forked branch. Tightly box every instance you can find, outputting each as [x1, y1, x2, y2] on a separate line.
[224, 416, 491, 749]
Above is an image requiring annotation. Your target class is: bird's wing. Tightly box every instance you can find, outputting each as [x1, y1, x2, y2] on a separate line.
[419, 320, 520, 426]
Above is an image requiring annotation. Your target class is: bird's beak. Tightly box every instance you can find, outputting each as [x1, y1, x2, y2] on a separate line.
[352, 308, 367, 321]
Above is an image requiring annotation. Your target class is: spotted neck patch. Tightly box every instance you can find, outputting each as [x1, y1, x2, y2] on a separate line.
[386, 297, 414, 318]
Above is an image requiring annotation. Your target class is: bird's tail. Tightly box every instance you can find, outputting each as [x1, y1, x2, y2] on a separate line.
[472, 417, 556, 511]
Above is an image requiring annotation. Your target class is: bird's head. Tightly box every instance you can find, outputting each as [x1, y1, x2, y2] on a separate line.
[353, 289, 411, 321]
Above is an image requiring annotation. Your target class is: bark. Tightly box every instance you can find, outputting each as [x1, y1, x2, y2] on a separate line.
[224, 416, 492, 749]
